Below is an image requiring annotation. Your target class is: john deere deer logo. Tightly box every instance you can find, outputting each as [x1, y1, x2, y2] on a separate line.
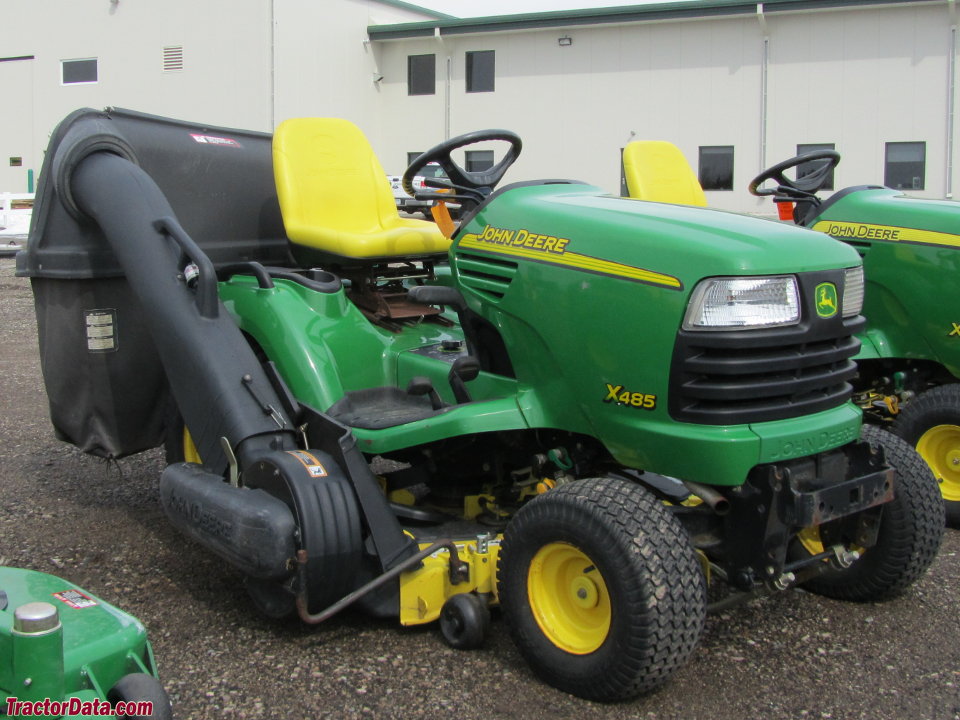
[815, 282, 838, 318]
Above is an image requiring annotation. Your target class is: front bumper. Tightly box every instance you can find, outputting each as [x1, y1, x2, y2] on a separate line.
[680, 437, 893, 589]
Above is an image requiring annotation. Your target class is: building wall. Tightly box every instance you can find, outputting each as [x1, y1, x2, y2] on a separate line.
[0, 0, 281, 191]
[373, 2, 958, 212]
[766, 5, 953, 196]
[1, 1, 956, 215]
[0, 0, 433, 192]
[0, 58, 37, 193]
[272, 0, 434, 153]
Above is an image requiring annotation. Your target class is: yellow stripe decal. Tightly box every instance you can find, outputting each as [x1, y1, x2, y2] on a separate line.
[458, 232, 682, 290]
[812, 220, 960, 248]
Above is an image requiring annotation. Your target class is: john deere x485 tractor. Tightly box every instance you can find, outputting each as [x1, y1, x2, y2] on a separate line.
[750, 150, 960, 525]
[18, 109, 944, 702]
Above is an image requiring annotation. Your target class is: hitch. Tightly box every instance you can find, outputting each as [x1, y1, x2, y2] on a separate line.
[786, 543, 862, 574]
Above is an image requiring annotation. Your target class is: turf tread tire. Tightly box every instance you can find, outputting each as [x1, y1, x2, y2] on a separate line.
[497, 477, 706, 702]
[891, 383, 960, 527]
[801, 425, 944, 601]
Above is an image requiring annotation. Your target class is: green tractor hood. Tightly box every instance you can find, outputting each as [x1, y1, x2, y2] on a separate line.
[448, 183, 865, 483]
[462, 183, 860, 283]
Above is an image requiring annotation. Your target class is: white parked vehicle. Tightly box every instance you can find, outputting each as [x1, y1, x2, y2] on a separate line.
[0, 192, 33, 255]
[386, 163, 452, 219]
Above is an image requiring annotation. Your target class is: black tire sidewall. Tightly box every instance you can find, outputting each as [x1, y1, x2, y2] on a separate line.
[162, 398, 186, 464]
[107, 673, 173, 720]
[498, 477, 705, 701]
[440, 593, 489, 650]
[892, 384, 960, 444]
[892, 383, 960, 525]
[802, 425, 944, 600]
[500, 503, 639, 685]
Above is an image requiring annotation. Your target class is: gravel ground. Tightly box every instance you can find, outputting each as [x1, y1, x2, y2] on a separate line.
[1, 256, 958, 720]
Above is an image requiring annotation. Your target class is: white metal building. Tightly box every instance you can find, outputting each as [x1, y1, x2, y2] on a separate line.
[1, 0, 956, 213]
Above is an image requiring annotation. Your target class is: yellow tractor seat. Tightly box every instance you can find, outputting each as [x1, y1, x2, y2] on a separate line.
[273, 118, 450, 261]
[622, 141, 707, 207]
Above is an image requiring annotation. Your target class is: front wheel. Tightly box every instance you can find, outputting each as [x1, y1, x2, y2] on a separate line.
[797, 425, 944, 601]
[497, 477, 706, 702]
[892, 383, 960, 526]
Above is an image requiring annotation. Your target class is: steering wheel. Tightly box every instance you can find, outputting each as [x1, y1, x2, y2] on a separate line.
[401, 129, 522, 207]
[748, 149, 841, 198]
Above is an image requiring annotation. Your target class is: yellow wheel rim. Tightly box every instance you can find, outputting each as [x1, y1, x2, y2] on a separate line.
[183, 427, 202, 464]
[527, 542, 610, 655]
[796, 526, 865, 557]
[797, 526, 827, 556]
[916, 424, 960, 503]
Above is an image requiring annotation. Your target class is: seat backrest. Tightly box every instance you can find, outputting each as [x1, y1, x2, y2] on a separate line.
[273, 118, 448, 259]
[623, 141, 707, 207]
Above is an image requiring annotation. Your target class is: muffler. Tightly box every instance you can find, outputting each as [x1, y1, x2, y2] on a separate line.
[160, 462, 297, 580]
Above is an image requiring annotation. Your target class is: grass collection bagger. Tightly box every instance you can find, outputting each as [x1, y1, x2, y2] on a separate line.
[17, 108, 944, 702]
[748, 150, 960, 526]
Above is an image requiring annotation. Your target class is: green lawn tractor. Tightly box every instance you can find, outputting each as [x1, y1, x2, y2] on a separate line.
[17, 108, 944, 703]
[749, 151, 960, 525]
[1, 566, 171, 718]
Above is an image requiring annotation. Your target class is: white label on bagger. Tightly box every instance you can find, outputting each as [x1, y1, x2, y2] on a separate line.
[190, 133, 241, 148]
[85, 309, 118, 353]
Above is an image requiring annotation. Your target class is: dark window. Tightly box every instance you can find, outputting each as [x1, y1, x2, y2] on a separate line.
[885, 142, 925, 190]
[407, 54, 435, 96]
[796, 143, 836, 191]
[62, 58, 98, 84]
[466, 50, 495, 93]
[465, 150, 494, 173]
[9, 157, 22, 167]
[698, 146, 734, 191]
[407, 151, 422, 166]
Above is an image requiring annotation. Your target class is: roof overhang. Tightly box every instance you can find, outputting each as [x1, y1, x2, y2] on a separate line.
[368, 0, 941, 41]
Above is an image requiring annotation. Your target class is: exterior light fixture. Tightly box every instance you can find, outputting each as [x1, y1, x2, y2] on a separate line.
[558, 36, 573, 47]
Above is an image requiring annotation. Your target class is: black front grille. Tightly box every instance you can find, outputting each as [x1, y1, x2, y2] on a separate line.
[670, 271, 864, 425]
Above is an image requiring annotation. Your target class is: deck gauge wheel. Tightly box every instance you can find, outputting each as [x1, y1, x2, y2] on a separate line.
[107, 673, 173, 719]
[439, 592, 491, 650]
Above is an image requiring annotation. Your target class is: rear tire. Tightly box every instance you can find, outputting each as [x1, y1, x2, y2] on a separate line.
[497, 477, 705, 702]
[799, 425, 944, 601]
[245, 577, 296, 619]
[892, 383, 960, 527]
[163, 401, 189, 464]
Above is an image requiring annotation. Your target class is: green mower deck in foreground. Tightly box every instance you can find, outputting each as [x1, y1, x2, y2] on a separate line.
[0, 566, 171, 718]
[16, 109, 945, 703]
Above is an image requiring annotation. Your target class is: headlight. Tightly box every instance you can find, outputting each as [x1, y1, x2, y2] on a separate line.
[683, 276, 800, 331]
[842, 266, 864, 318]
